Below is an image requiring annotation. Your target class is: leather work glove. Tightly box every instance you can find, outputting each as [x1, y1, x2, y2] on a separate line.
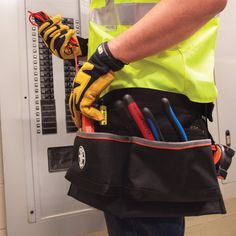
[38, 14, 88, 59]
[69, 42, 125, 128]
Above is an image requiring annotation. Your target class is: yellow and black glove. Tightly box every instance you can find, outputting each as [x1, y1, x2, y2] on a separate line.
[38, 14, 88, 60]
[69, 42, 125, 128]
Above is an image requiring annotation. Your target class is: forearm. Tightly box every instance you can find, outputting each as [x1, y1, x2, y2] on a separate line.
[108, 0, 227, 63]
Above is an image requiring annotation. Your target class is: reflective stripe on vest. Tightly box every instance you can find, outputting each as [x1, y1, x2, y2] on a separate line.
[88, 0, 219, 103]
[90, 0, 158, 9]
[90, 1, 156, 25]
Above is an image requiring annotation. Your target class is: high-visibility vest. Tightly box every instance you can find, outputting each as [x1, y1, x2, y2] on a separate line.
[88, 0, 219, 103]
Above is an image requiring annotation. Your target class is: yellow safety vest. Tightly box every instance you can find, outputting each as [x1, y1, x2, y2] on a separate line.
[88, 0, 219, 103]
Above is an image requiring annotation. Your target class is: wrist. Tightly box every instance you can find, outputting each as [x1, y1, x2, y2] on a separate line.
[89, 42, 125, 72]
[108, 40, 129, 64]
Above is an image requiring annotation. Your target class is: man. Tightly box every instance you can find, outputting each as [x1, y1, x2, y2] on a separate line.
[39, 0, 227, 235]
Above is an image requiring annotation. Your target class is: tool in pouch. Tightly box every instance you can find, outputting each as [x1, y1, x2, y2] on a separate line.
[66, 118, 228, 216]
[65, 93, 235, 216]
[142, 107, 165, 141]
[28, 10, 94, 132]
[122, 95, 187, 141]
[113, 100, 142, 136]
[123, 94, 155, 140]
[161, 98, 188, 142]
[161, 98, 234, 179]
[212, 144, 235, 180]
[142, 98, 188, 142]
[122, 95, 234, 180]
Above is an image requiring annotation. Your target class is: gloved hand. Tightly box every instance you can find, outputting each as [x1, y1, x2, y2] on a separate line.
[69, 42, 125, 127]
[38, 14, 88, 60]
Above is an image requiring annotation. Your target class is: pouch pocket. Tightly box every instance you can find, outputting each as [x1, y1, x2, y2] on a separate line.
[126, 137, 221, 202]
[65, 132, 130, 196]
[65, 131, 225, 216]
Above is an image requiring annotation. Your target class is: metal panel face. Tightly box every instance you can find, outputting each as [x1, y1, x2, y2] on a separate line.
[25, 0, 90, 222]
[215, 0, 236, 184]
[0, 0, 105, 235]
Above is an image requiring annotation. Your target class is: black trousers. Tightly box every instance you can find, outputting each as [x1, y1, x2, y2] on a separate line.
[104, 212, 185, 236]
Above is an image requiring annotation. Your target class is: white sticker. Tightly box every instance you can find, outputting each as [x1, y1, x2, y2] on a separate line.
[78, 146, 86, 170]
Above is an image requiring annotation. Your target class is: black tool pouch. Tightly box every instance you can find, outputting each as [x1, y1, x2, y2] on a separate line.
[65, 132, 130, 196]
[65, 131, 226, 218]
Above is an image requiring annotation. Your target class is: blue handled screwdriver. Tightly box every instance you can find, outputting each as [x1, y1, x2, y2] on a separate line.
[161, 98, 188, 142]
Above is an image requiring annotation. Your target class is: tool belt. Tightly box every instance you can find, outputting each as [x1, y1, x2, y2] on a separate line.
[65, 88, 232, 218]
[98, 88, 215, 121]
[66, 132, 226, 217]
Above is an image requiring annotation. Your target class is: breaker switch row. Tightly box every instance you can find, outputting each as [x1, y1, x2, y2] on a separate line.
[38, 33, 57, 135]
[62, 17, 79, 133]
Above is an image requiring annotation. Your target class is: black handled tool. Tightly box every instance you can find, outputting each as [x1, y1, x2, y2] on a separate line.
[114, 100, 142, 136]
[161, 98, 188, 141]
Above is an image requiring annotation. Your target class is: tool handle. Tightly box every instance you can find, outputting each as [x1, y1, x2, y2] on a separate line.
[142, 107, 165, 141]
[161, 98, 188, 142]
[123, 95, 154, 140]
[114, 100, 141, 136]
[82, 115, 94, 133]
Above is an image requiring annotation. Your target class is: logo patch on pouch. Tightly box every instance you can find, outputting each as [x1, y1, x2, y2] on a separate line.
[78, 146, 86, 170]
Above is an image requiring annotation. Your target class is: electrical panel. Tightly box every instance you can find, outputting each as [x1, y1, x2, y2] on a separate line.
[33, 17, 78, 136]
[37, 33, 57, 134]
[24, 0, 104, 228]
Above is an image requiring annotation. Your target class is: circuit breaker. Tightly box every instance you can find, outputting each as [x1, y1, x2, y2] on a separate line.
[23, 0, 104, 226]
